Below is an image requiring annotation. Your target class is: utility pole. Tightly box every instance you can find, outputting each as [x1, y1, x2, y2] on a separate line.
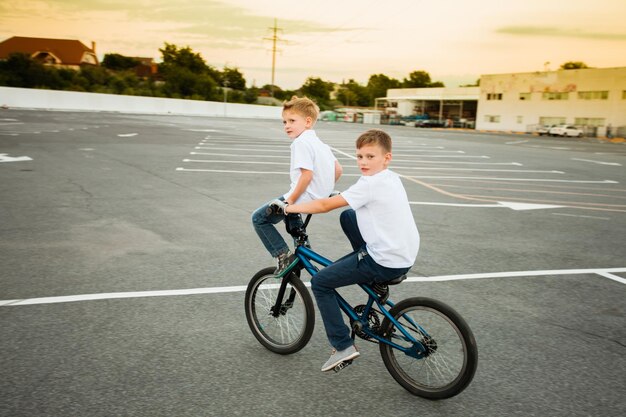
[264, 18, 285, 96]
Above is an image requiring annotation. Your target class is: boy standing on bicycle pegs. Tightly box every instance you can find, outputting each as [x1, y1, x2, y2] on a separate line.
[252, 96, 343, 275]
[280, 129, 420, 372]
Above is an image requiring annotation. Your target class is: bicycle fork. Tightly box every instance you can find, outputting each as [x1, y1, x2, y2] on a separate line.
[270, 273, 298, 317]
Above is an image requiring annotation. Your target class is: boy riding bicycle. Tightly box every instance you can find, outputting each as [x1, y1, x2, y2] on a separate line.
[277, 129, 420, 372]
[252, 96, 342, 275]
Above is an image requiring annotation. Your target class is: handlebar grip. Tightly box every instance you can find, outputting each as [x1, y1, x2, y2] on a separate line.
[266, 199, 287, 215]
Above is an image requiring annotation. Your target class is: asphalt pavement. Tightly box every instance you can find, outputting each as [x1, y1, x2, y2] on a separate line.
[1, 109, 625, 416]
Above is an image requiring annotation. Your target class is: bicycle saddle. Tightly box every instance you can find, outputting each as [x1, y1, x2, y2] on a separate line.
[383, 274, 407, 286]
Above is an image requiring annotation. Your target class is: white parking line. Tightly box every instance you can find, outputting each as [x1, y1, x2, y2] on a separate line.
[402, 176, 617, 184]
[190, 152, 289, 158]
[183, 159, 289, 165]
[394, 167, 563, 174]
[552, 213, 610, 220]
[2, 267, 624, 307]
[572, 158, 621, 166]
[181, 159, 546, 173]
[410, 201, 564, 210]
[195, 146, 291, 153]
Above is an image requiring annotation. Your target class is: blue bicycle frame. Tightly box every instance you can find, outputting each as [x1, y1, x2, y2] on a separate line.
[282, 244, 430, 359]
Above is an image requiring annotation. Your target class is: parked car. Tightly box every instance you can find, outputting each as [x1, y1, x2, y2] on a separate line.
[415, 119, 445, 128]
[548, 125, 584, 137]
[536, 125, 555, 136]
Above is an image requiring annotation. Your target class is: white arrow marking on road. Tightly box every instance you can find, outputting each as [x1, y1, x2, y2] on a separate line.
[117, 133, 138, 137]
[0, 153, 32, 162]
[497, 201, 564, 210]
[572, 158, 621, 166]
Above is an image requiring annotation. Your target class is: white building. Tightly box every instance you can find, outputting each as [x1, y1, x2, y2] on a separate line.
[475, 67, 626, 137]
[375, 87, 479, 125]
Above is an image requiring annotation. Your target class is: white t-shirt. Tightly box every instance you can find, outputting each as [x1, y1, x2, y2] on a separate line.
[342, 169, 420, 268]
[284, 130, 337, 203]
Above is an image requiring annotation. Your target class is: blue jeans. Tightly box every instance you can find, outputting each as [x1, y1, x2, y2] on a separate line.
[311, 209, 410, 351]
[252, 197, 303, 257]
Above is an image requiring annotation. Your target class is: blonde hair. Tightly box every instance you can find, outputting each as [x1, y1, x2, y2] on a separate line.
[356, 129, 392, 153]
[282, 96, 320, 122]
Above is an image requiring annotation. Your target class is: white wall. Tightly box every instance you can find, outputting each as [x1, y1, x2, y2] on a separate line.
[0, 86, 282, 119]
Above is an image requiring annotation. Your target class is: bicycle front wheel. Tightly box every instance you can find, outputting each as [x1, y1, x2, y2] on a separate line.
[379, 297, 478, 399]
[245, 267, 315, 354]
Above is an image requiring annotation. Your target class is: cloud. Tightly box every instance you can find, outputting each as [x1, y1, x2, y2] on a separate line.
[0, 0, 361, 50]
[497, 26, 626, 41]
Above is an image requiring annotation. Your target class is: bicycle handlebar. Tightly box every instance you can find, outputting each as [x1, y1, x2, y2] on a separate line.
[266, 191, 340, 216]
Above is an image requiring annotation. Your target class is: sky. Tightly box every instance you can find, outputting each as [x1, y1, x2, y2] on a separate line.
[1, 0, 626, 89]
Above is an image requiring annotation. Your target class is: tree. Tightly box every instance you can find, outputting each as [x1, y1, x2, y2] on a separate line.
[102, 53, 140, 71]
[461, 79, 480, 87]
[366, 74, 401, 105]
[0, 53, 65, 89]
[157, 43, 219, 100]
[221, 66, 246, 90]
[299, 77, 334, 106]
[337, 79, 369, 107]
[159, 43, 208, 74]
[560, 61, 589, 70]
[402, 70, 432, 88]
[402, 70, 445, 88]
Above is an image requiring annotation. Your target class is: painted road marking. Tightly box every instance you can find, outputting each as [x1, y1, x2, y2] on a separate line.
[2, 267, 624, 307]
[177, 167, 290, 175]
[393, 160, 522, 166]
[201, 142, 288, 149]
[395, 167, 563, 174]
[410, 201, 564, 210]
[191, 151, 289, 159]
[552, 213, 610, 220]
[572, 158, 621, 166]
[402, 176, 617, 184]
[0, 153, 32, 162]
[190, 151, 520, 166]
[117, 133, 138, 137]
[182, 159, 550, 174]
[183, 159, 289, 165]
[184, 129, 219, 132]
[195, 146, 291, 153]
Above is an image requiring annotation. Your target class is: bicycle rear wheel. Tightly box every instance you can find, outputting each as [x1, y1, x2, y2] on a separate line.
[379, 297, 478, 399]
[245, 267, 315, 354]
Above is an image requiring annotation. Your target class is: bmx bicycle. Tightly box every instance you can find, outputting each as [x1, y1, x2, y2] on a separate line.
[244, 207, 478, 399]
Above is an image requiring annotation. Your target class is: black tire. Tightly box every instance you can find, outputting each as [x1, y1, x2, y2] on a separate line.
[379, 297, 478, 399]
[245, 267, 315, 354]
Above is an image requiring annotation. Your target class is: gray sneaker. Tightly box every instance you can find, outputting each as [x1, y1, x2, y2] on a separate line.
[321, 345, 360, 372]
[275, 251, 294, 276]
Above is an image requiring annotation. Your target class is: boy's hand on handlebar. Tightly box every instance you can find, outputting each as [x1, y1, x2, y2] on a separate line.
[267, 199, 289, 215]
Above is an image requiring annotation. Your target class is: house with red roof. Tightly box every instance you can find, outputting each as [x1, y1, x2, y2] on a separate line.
[0, 36, 98, 69]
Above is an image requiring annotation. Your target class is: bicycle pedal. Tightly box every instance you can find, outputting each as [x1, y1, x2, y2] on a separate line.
[333, 359, 353, 373]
